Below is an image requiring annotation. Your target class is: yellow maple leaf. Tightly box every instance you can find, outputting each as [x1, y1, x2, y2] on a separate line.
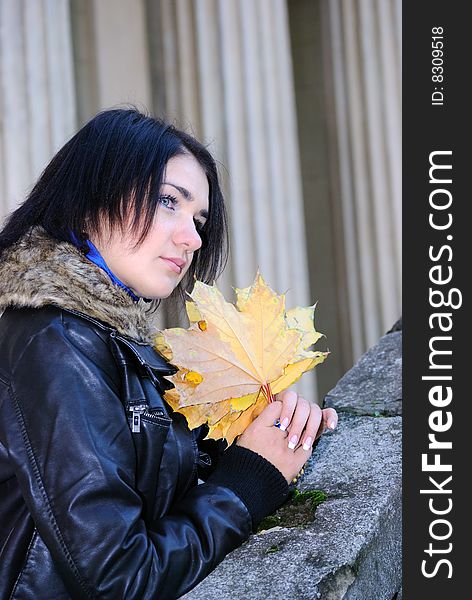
[286, 305, 324, 353]
[185, 300, 203, 324]
[155, 272, 328, 445]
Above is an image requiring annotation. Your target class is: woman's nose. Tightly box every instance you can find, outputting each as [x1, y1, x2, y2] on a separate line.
[174, 218, 202, 252]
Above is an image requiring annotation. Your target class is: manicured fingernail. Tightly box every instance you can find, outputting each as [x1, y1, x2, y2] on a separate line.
[328, 420, 337, 430]
[302, 437, 313, 451]
[288, 435, 298, 450]
[280, 417, 290, 431]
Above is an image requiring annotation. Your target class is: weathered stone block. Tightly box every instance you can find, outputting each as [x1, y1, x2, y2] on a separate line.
[324, 332, 402, 417]
[183, 415, 402, 600]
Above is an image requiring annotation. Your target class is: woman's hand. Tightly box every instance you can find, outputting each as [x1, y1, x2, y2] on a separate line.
[236, 390, 338, 483]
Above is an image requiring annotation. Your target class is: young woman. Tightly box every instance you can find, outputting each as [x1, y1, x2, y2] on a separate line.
[0, 109, 337, 599]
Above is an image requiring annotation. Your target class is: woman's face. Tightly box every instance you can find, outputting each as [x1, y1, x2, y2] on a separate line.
[90, 154, 209, 299]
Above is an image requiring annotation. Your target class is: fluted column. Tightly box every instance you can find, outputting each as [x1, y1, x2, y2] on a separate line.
[92, 0, 152, 112]
[324, 0, 402, 352]
[0, 0, 76, 216]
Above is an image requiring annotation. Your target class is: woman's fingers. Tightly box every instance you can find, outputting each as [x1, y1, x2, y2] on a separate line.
[298, 402, 323, 451]
[325, 407, 338, 430]
[285, 396, 313, 450]
[274, 391, 338, 450]
[314, 407, 339, 440]
[257, 399, 283, 426]
[275, 390, 298, 432]
[239, 396, 337, 483]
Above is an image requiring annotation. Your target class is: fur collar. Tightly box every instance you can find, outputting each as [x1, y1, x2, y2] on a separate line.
[0, 227, 161, 343]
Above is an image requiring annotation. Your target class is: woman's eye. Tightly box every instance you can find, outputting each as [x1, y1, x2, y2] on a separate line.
[159, 194, 177, 209]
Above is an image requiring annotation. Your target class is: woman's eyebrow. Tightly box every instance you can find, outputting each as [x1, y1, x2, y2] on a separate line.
[164, 182, 192, 200]
[163, 181, 208, 219]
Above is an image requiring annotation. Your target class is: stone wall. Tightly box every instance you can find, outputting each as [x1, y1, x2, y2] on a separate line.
[183, 321, 402, 600]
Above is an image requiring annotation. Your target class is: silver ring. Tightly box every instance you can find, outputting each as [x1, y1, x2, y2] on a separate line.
[273, 419, 282, 428]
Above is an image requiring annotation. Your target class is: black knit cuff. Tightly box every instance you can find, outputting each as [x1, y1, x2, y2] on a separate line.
[207, 445, 289, 528]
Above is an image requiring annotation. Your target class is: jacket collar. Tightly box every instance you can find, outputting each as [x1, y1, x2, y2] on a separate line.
[0, 227, 162, 344]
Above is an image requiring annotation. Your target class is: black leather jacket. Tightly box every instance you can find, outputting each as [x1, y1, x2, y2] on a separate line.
[0, 305, 269, 599]
[0, 229, 288, 599]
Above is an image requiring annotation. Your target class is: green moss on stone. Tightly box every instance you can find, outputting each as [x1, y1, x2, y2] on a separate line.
[258, 515, 280, 530]
[256, 488, 327, 532]
[290, 488, 327, 510]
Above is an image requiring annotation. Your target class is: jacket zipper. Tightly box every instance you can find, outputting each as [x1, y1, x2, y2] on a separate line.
[129, 404, 167, 433]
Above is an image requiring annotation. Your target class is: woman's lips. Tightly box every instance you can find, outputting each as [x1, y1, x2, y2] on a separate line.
[160, 257, 184, 274]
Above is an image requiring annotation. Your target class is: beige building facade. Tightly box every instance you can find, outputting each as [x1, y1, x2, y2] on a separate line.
[0, 0, 401, 402]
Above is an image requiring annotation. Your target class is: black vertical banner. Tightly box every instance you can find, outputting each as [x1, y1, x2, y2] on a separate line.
[403, 2, 468, 598]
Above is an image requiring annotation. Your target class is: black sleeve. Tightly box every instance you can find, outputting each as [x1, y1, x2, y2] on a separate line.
[195, 426, 289, 528]
[1, 318, 258, 600]
[207, 445, 289, 528]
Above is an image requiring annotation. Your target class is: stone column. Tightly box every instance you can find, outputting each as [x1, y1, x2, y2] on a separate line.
[71, 0, 152, 124]
[0, 0, 77, 216]
[324, 0, 402, 351]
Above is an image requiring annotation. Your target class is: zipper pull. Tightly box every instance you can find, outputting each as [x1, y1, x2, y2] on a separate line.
[130, 404, 147, 433]
[132, 411, 141, 433]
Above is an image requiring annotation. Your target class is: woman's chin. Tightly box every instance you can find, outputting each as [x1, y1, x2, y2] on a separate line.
[130, 271, 184, 300]
[133, 285, 175, 300]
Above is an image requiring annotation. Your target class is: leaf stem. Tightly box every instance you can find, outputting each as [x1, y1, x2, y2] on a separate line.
[261, 382, 275, 402]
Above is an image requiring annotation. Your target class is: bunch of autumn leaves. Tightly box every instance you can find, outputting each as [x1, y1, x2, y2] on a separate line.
[155, 273, 329, 446]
